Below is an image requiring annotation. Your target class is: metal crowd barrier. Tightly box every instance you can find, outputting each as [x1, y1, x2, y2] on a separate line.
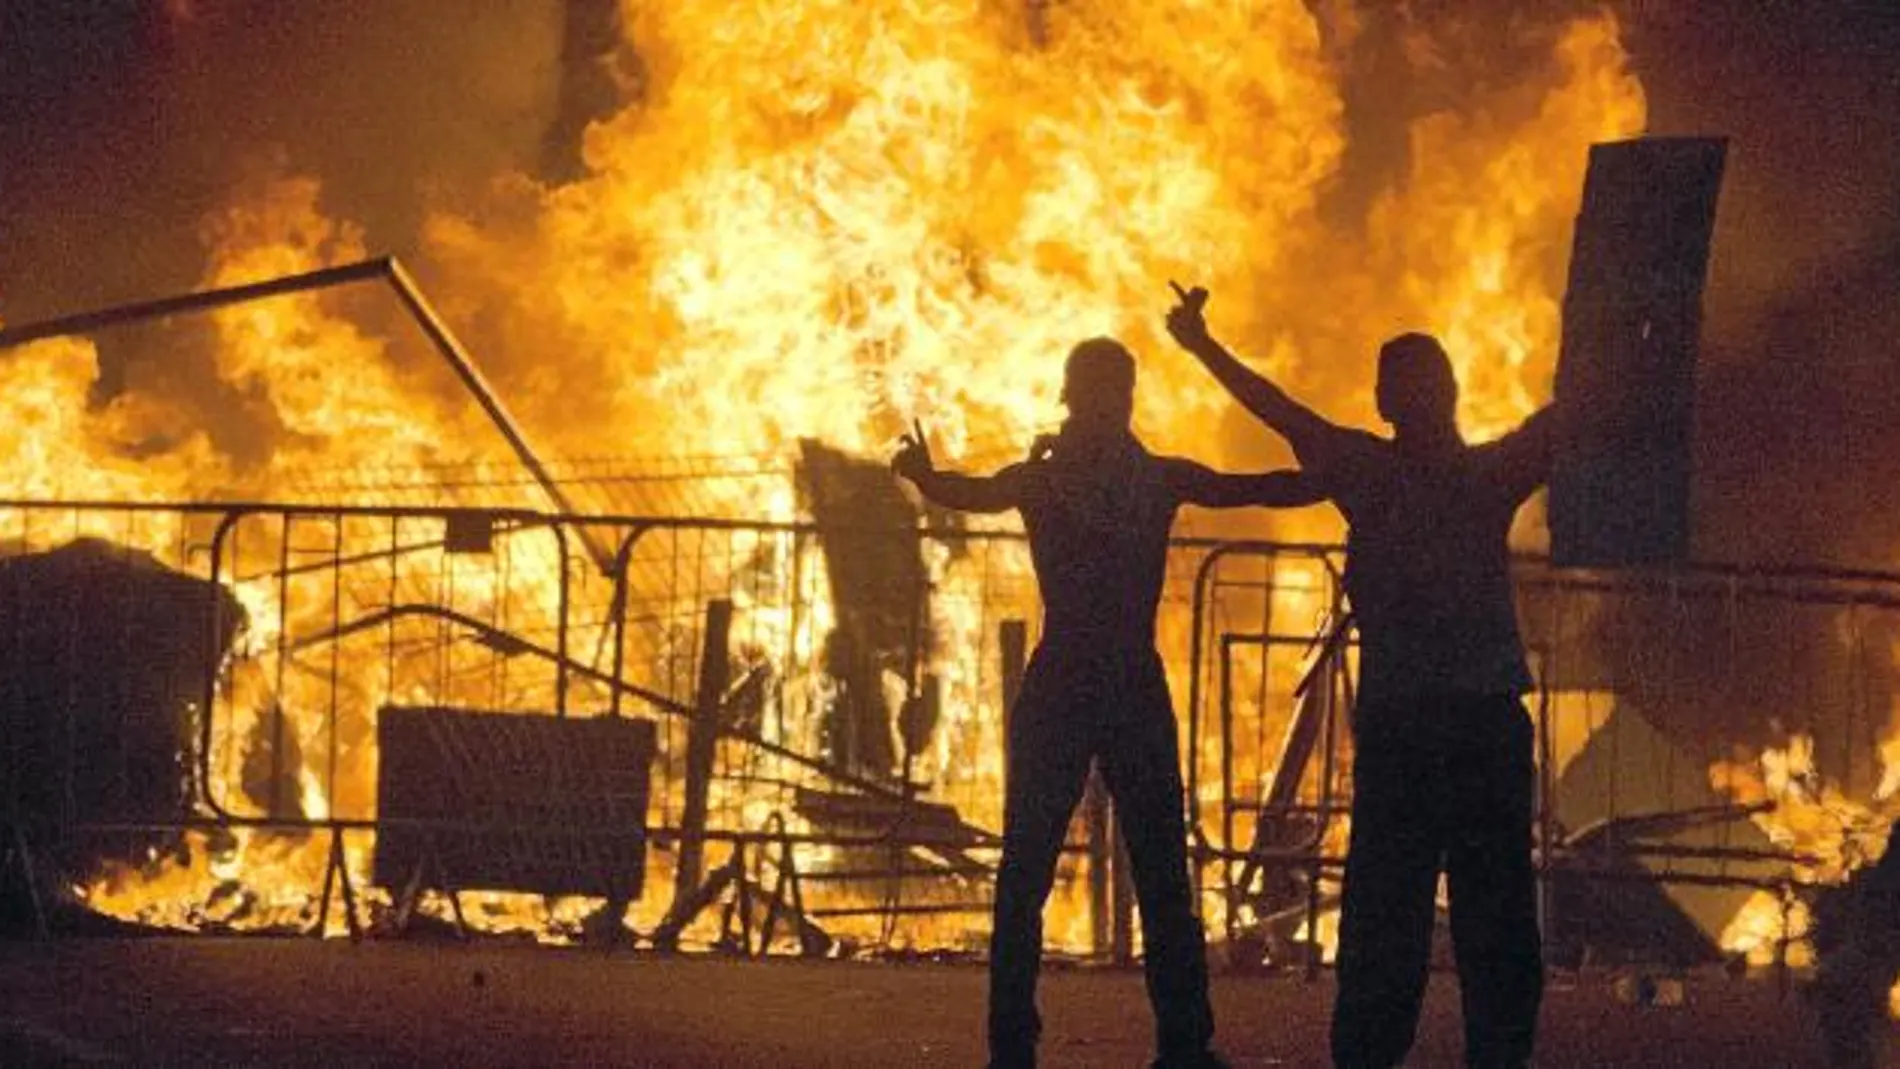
[1, 498, 1897, 975]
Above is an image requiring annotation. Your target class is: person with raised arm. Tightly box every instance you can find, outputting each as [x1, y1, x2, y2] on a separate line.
[893, 336, 1320, 1069]
[1164, 284, 1554, 1069]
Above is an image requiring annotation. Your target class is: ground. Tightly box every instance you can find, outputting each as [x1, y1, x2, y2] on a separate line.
[0, 939, 1844, 1066]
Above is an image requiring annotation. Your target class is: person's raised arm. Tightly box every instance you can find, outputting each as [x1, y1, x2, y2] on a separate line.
[1159, 458, 1329, 509]
[1165, 282, 1345, 466]
[891, 420, 1024, 514]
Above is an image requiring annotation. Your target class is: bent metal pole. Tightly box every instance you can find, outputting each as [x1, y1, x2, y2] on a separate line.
[0, 256, 615, 572]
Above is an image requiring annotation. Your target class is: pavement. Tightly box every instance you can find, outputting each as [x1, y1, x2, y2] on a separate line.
[0, 939, 1841, 1066]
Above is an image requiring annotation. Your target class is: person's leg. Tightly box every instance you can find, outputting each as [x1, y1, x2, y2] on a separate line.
[1095, 653, 1217, 1067]
[1441, 698, 1542, 1069]
[1331, 712, 1442, 1069]
[988, 654, 1092, 1068]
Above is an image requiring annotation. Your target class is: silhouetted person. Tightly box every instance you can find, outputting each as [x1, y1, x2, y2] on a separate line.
[1166, 286, 1553, 1069]
[892, 338, 1318, 1069]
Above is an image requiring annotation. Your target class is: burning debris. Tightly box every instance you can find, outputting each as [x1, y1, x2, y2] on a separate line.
[796, 439, 929, 782]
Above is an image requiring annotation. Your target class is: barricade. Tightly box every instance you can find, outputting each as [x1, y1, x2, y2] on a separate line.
[1, 497, 1895, 975]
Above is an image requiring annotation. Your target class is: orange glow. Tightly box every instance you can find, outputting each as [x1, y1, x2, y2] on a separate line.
[1709, 731, 1900, 1018]
[4, 6, 1654, 949]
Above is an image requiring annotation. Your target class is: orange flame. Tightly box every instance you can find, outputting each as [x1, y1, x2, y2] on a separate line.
[14, 6, 1654, 949]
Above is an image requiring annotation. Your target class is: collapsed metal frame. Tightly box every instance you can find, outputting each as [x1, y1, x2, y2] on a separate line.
[0, 257, 614, 571]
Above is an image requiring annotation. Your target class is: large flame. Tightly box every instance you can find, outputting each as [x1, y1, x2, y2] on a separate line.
[5, 4, 1656, 950]
[429, 2, 1643, 466]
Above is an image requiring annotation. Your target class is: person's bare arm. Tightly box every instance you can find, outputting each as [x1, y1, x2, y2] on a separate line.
[891, 421, 1024, 514]
[1165, 282, 1345, 465]
[1492, 404, 1560, 505]
[1160, 458, 1329, 509]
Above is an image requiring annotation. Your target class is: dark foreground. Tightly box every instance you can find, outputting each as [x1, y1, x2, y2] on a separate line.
[0, 939, 1841, 1066]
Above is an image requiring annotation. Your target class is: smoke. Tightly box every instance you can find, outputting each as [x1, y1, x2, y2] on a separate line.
[2, 3, 561, 303]
[0, 1, 565, 464]
[1624, 1, 1900, 570]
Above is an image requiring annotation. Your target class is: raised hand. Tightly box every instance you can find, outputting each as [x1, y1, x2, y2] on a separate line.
[1165, 279, 1212, 350]
[892, 418, 935, 482]
[1027, 433, 1059, 464]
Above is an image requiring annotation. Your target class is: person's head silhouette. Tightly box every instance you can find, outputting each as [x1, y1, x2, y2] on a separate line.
[1062, 337, 1136, 434]
[1375, 332, 1458, 438]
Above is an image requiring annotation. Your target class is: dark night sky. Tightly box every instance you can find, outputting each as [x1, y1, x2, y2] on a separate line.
[1, 1, 1897, 568]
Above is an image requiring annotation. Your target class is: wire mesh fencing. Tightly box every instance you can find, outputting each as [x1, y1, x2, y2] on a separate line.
[1, 499, 1895, 972]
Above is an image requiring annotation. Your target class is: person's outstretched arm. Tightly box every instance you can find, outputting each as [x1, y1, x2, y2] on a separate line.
[1490, 403, 1561, 505]
[891, 421, 1023, 514]
[1160, 458, 1329, 509]
[1164, 282, 1346, 466]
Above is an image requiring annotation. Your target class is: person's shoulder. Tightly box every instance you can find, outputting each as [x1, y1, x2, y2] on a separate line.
[1313, 425, 1390, 475]
[1145, 453, 1204, 496]
[1470, 409, 1552, 451]
[1003, 457, 1045, 492]
[1304, 421, 1386, 455]
[1460, 420, 1551, 502]
[1468, 420, 1528, 448]
[1464, 421, 1538, 469]
[1147, 450, 1193, 473]
[1335, 426, 1388, 452]
[1123, 433, 1172, 473]
[1006, 459, 1051, 516]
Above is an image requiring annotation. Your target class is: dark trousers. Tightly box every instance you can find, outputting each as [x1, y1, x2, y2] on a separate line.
[1331, 695, 1543, 1069]
[988, 644, 1214, 1065]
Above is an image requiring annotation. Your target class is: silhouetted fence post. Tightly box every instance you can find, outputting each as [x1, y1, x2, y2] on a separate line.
[670, 599, 732, 930]
[999, 620, 1027, 789]
[1112, 815, 1135, 966]
[1086, 774, 1112, 959]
